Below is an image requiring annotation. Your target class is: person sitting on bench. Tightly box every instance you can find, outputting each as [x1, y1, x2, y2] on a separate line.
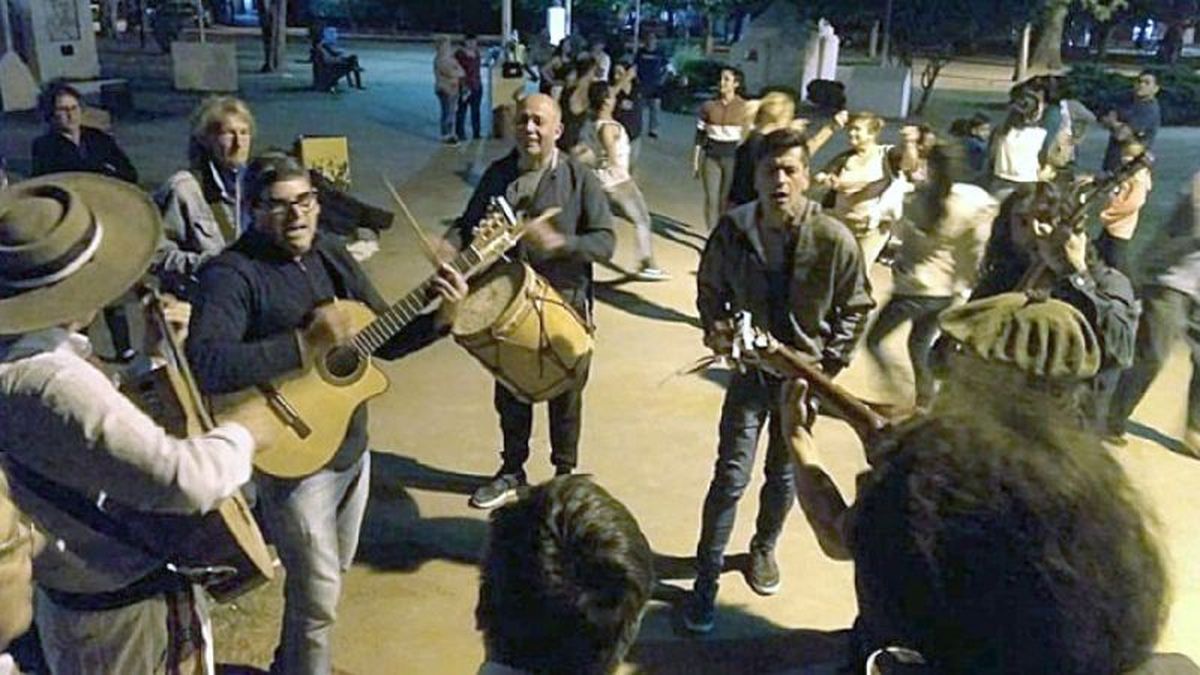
[312, 27, 363, 92]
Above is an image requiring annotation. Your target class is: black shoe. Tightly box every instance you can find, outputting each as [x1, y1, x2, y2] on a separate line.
[747, 543, 781, 596]
[469, 473, 525, 509]
[648, 131, 659, 139]
[682, 580, 717, 634]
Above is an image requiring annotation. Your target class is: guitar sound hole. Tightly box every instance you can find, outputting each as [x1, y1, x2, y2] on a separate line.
[324, 346, 361, 379]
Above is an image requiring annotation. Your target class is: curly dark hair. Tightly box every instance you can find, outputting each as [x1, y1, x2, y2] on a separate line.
[849, 410, 1168, 675]
[477, 476, 655, 674]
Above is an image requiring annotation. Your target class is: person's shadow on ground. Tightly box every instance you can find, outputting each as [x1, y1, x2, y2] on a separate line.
[353, 451, 492, 571]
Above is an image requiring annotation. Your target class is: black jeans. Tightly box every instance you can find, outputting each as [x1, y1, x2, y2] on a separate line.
[456, 87, 483, 139]
[866, 294, 953, 407]
[494, 354, 591, 477]
[1111, 285, 1200, 433]
[695, 372, 796, 584]
[103, 304, 133, 358]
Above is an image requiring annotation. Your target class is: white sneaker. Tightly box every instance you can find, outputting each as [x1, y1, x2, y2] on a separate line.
[635, 266, 671, 281]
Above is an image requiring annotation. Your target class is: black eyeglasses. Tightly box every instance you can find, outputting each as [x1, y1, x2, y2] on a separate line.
[259, 190, 319, 216]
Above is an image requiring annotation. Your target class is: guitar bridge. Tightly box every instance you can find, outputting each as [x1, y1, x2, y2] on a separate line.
[258, 385, 312, 439]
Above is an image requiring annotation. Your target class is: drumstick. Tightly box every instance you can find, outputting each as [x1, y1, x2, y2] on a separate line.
[381, 175, 441, 267]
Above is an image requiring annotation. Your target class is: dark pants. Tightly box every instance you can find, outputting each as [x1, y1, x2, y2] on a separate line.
[701, 153, 736, 231]
[456, 87, 483, 139]
[866, 294, 953, 407]
[1096, 231, 1132, 278]
[494, 354, 591, 477]
[695, 372, 796, 584]
[103, 304, 134, 358]
[1110, 285, 1200, 433]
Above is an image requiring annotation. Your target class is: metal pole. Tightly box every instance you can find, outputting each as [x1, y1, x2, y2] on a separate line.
[502, 0, 512, 44]
[633, 0, 641, 50]
[0, 0, 11, 54]
[880, 0, 893, 64]
[196, 0, 206, 42]
[565, 0, 572, 37]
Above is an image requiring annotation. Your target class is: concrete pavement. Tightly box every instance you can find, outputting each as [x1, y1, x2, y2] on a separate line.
[2, 35, 1196, 673]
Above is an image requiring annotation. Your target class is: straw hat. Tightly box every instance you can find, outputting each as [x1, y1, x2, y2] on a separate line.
[0, 172, 161, 335]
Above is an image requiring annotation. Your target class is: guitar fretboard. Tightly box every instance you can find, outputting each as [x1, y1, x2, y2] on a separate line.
[351, 245, 483, 356]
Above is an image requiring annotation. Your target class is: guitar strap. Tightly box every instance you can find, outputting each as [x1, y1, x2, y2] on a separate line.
[189, 168, 239, 244]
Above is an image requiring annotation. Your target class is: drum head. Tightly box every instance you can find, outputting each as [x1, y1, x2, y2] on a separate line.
[452, 262, 526, 336]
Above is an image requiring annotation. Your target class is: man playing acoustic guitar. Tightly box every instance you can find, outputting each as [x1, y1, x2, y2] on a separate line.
[688, 128, 873, 634]
[186, 152, 469, 675]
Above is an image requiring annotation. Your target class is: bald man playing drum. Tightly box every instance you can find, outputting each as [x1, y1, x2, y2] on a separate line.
[446, 93, 615, 510]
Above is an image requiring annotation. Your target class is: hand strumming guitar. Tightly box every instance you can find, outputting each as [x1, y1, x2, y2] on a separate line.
[433, 263, 470, 327]
[302, 302, 356, 355]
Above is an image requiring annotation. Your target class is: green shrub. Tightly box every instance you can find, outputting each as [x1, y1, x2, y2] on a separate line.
[1066, 63, 1200, 126]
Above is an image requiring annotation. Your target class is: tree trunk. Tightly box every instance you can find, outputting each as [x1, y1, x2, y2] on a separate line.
[704, 13, 714, 54]
[269, 0, 287, 72]
[255, 0, 273, 69]
[1095, 21, 1114, 60]
[99, 0, 120, 37]
[1029, 0, 1070, 73]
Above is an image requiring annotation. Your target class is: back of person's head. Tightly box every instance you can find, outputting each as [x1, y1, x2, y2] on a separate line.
[243, 151, 310, 207]
[850, 411, 1168, 675]
[574, 55, 598, 79]
[587, 81, 612, 114]
[477, 475, 655, 675]
[755, 91, 795, 130]
[1006, 89, 1042, 128]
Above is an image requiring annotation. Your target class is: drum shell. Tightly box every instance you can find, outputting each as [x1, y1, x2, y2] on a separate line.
[454, 263, 593, 403]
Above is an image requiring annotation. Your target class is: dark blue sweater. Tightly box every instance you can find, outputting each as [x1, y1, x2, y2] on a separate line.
[187, 229, 443, 472]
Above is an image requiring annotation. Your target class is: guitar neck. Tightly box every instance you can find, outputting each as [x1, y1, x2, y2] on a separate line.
[350, 245, 483, 356]
[761, 341, 890, 442]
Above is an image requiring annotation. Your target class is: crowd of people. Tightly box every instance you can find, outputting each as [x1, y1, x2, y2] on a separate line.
[0, 27, 1197, 675]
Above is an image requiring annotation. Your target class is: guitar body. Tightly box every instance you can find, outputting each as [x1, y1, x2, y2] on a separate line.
[214, 300, 390, 479]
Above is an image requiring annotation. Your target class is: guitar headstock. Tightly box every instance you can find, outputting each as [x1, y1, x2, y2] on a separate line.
[729, 311, 776, 371]
[466, 196, 525, 274]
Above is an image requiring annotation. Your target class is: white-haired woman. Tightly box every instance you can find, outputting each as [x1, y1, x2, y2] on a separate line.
[152, 96, 255, 299]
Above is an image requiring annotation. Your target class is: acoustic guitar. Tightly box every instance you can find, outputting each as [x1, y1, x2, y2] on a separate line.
[214, 197, 524, 479]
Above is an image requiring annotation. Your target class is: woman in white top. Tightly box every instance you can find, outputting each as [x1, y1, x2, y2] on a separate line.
[816, 112, 919, 266]
[988, 90, 1046, 202]
[865, 143, 999, 407]
[433, 36, 466, 145]
[576, 82, 668, 280]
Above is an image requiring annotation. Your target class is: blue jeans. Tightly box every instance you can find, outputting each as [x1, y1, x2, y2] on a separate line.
[436, 90, 458, 139]
[258, 452, 371, 675]
[695, 372, 796, 585]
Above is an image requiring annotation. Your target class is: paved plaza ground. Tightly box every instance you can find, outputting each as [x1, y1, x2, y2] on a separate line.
[2, 35, 1198, 673]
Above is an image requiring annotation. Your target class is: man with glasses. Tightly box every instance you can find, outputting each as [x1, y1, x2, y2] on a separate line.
[186, 152, 469, 675]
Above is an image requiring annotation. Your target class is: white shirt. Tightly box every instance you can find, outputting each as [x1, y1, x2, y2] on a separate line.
[579, 119, 632, 190]
[992, 126, 1047, 183]
[892, 184, 999, 297]
[0, 329, 254, 594]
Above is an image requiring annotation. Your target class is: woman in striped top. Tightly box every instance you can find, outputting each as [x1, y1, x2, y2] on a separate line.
[693, 67, 749, 230]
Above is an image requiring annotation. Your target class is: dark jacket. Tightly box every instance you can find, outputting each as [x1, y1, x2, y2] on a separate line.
[31, 127, 138, 183]
[697, 201, 875, 372]
[187, 229, 443, 472]
[1103, 98, 1161, 172]
[973, 229, 1139, 371]
[451, 150, 615, 317]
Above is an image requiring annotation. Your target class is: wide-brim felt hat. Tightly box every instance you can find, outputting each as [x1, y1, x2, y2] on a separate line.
[0, 172, 162, 335]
